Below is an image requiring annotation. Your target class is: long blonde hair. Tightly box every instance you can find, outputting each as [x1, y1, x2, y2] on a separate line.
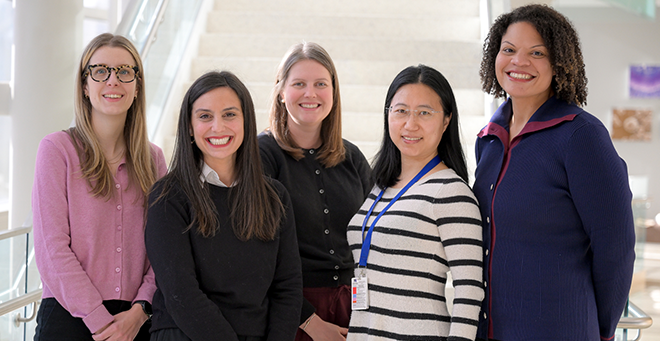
[71, 33, 158, 198]
[267, 42, 345, 167]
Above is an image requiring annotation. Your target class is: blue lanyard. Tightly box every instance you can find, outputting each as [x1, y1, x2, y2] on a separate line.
[358, 155, 441, 267]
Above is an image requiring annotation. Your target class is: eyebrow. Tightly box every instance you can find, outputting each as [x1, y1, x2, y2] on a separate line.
[501, 40, 546, 49]
[392, 103, 436, 109]
[290, 77, 330, 82]
[88, 63, 134, 68]
[194, 106, 241, 113]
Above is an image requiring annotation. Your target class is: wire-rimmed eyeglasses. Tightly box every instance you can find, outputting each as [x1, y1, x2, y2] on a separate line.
[387, 106, 443, 121]
[84, 64, 139, 83]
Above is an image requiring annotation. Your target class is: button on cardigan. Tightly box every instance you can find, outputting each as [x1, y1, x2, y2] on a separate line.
[32, 130, 167, 333]
[258, 132, 372, 322]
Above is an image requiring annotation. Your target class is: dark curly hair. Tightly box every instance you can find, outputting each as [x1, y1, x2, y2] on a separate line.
[480, 4, 588, 106]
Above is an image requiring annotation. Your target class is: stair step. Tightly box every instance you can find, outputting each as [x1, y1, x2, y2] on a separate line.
[206, 11, 480, 42]
[198, 34, 482, 64]
[191, 57, 481, 90]
[214, 0, 479, 17]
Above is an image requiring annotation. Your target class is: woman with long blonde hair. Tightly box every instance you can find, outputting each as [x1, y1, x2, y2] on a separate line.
[32, 33, 167, 341]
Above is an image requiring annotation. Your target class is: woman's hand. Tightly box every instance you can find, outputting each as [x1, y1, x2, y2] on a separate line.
[92, 304, 148, 341]
[302, 314, 348, 341]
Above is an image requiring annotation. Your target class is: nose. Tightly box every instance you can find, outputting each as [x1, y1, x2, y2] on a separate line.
[511, 52, 530, 66]
[403, 112, 419, 129]
[105, 69, 120, 85]
[211, 117, 224, 132]
[303, 85, 316, 98]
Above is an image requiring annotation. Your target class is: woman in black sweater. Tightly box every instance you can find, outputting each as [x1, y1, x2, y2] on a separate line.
[146, 71, 302, 341]
[259, 42, 371, 341]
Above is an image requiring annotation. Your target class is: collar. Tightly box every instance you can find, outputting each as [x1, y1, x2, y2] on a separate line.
[200, 162, 230, 188]
[478, 96, 582, 140]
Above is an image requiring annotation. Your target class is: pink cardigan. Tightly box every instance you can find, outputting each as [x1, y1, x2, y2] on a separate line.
[32, 130, 167, 333]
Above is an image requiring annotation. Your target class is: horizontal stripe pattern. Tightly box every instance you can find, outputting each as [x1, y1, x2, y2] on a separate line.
[347, 169, 484, 341]
[349, 326, 448, 341]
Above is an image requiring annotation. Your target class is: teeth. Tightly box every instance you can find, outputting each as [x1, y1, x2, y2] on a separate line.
[403, 136, 422, 141]
[209, 137, 230, 145]
[103, 94, 122, 99]
[301, 103, 319, 108]
[509, 72, 533, 80]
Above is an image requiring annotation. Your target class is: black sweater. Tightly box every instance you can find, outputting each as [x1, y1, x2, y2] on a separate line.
[258, 133, 371, 322]
[145, 178, 302, 341]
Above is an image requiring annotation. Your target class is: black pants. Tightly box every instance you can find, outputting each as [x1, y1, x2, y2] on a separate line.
[34, 298, 150, 341]
[150, 328, 265, 341]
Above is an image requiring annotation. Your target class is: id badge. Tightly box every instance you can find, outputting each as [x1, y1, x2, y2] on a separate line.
[351, 273, 369, 310]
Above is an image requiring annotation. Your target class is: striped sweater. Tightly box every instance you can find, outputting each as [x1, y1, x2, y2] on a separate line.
[346, 168, 484, 341]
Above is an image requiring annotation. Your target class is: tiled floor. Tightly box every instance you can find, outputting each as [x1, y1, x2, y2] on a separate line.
[629, 242, 660, 340]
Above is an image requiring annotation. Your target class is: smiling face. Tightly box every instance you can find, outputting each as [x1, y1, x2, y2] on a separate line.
[495, 21, 554, 106]
[191, 86, 244, 176]
[388, 83, 450, 166]
[84, 46, 138, 120]
[280, 59, 333, 132]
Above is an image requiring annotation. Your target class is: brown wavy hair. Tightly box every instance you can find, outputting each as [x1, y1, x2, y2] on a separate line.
[266, 42, 345, 167]
[71, 33, 158, 198]
[480, 4, 588, 106]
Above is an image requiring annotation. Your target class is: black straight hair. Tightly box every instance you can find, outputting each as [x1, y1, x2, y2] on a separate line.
[372, 64, 468, 189]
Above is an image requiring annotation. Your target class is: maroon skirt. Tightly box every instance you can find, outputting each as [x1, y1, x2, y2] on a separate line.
[295, 285, 351, 341]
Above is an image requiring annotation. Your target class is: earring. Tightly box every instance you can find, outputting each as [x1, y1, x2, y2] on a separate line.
[190, 136, 195, 144]
[281, 98, 285, 103]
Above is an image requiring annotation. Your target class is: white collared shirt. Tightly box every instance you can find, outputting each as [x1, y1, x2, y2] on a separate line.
[200, 162, 231, 187]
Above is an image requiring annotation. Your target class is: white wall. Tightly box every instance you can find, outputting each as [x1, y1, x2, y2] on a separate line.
[559, 6, 660, 220]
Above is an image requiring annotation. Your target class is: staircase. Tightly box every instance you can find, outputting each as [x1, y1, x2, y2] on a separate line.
[163, 0, 486, 176]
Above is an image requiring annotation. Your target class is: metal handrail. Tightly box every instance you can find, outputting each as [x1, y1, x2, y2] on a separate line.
[618, 301, 653, 329]
[139, 0, 169, 58]
[114, 0, 169, 57]
[15, 300, 39, 327]
[0, 289, 42, 320]
[618, 301, 653, 341]
[0, 226, 31, 242]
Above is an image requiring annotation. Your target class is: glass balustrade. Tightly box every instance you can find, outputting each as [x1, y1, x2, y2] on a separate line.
[116, 0, 204, 140]
[0, 229, 39, 341]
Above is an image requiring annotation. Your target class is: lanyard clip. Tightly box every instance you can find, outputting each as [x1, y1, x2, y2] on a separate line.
[358, 267, 367, 278]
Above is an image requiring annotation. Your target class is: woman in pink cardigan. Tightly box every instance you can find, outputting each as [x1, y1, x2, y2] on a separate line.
[31, 33, 167, 341]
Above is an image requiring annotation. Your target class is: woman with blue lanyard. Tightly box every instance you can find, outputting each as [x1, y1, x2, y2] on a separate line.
[346, 65, 484, 340]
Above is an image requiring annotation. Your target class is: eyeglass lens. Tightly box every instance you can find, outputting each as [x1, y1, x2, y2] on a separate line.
[388, 107, 439, 120]
[89, 66, 136, 83]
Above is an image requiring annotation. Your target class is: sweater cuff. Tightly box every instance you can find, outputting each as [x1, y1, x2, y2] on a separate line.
[300, 298, 316, 325]
[133, 287, 156, 305]
[82, 304, 114, 334]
